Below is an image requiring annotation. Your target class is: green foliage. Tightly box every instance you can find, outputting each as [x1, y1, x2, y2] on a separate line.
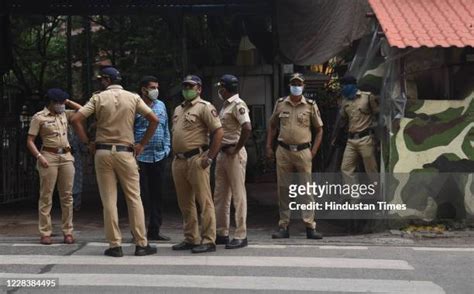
[7, 14, 244, 100]
[313, 87, 340, 109]
[9, 16, 66, 94]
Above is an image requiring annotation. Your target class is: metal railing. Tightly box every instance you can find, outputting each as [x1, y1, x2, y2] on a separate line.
[0, 118, 38, 204]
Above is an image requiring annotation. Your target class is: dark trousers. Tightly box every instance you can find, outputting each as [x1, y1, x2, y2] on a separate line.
[138, 160, 165, 232]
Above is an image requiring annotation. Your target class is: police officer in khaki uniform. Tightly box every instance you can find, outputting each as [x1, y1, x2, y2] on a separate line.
[266, 73, 324, 239]
[214, 75, 252, 249]
[26, 88, 82, 245]
[171, 75, 224, 254]
[332, 75, 378, 183]
[71, 67, 159, 257]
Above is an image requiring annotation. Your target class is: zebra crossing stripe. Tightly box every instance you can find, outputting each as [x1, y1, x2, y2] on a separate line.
[412, 247, 474, 252]
[0, 255, 413, 270]
[0, 273, 445, 293]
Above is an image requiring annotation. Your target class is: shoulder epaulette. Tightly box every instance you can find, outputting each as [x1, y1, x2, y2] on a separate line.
[307, 99, 315, 105]
[198, 100, 211, 105]
[235, 100, 243, 105]
[277, 97, 285, 103]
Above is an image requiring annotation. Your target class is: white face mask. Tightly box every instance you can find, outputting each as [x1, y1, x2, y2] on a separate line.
[147, 88, 159, 101]
[290, 86, 303, 96]
[53, 104, 66, 114]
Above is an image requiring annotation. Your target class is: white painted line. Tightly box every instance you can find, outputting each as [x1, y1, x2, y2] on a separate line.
[0, 255, 414, 270]
[412, 247, 474, 252]
[247, 245, 287, 249]
[150, 244, 174, 248]
[319, 246, 368, 250]
[86, 243, 364, 250]
[12, 244, 65, 247]
[86, 242, 133, 247]
[0, 273, 444, 293]
[86, 242, 172, 248]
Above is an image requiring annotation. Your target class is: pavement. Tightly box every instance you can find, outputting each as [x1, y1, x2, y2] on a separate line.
[1, 181, 474, 246]
[0, 236, 473, 293]
[1, 182, 474, 293]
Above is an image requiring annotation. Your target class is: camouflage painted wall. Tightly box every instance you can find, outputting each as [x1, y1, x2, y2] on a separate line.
[387, 94, 474, 221]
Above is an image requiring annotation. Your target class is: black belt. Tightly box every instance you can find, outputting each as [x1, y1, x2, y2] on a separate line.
[221, 144, 236, 152]
[278, 141, 311, 152]
[95, 144, 134, 152]
[348, 129, 373, 139]
[175, 145, 209, 159]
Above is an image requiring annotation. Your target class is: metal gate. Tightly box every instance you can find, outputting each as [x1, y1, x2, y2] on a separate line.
[0, 117, 38, 204]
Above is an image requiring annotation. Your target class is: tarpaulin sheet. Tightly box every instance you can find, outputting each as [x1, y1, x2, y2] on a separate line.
[276, 0, 371, 65]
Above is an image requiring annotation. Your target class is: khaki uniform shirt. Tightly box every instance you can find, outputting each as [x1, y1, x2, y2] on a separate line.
[269, 96, 323, 145]
[219, 94, 251, 145]
[79, 85, 152, 145]
[28, 107, 75, 161]
[340, 91, 379, 133]
[172, 97, 222, 153]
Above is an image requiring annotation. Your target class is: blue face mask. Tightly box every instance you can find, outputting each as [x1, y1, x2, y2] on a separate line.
[290, 86, 303, 96]
[341, 84, 358, 99]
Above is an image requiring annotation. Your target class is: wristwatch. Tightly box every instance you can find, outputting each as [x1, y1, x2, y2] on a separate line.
[206, 157, 213, 165]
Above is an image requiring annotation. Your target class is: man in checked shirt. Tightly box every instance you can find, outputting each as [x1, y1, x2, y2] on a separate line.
[134, 76, 171, 241]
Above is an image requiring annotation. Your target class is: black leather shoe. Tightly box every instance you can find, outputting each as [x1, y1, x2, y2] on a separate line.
[135, 244, 157, 256]
[225, 238, 248, 249]
[147, 231, 171, 241]
[306, 228, 323, 239]
[215, 235, 229, 245]
[191, 243, 216, 254]
[272, 227, 289, 239]
[104, 246, 123, 257]
[172, 241, 197, 251]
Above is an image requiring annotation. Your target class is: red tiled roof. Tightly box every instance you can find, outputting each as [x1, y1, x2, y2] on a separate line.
[368, 0, 474, 48]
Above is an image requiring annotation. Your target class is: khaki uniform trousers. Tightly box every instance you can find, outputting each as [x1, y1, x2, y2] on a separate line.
[214, 148, 247, 239]
[172, 154, 216, 245]
[37, 152, 74, 237]
[341, 136, 378, 184]
[94, 148, 147, 248]
[276, 146, 316, 229]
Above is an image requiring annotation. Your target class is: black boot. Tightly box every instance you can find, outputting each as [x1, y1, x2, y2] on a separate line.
[306, 228, 323, 239]
[225, 238, 248, 249]
[147, 229, 171, 241]
[271, 227, 289, 239]
[135, 244, 157, 256]
[215, 235, 229, 245]
[104, 246, 124, 257]
[191, 243, 216, 254]
[172, 241, 197, 251]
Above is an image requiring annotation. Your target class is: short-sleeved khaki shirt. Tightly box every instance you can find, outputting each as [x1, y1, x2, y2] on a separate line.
[340, 91, 378, 133]
[269, 96, 323, 145]
[79, 85, 152, 145]
[172, 97, 222, 153]
[28, 107, 75, 161]
[28, 107, 75, 148]
[219, 94, 251, 145]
